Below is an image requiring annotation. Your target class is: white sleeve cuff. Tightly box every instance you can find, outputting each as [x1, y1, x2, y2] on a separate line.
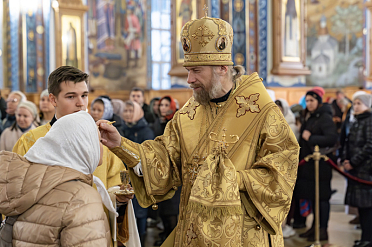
[133, 162, 143, 177]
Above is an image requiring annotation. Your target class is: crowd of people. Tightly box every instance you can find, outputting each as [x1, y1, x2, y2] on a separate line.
[276, 87, 372, 247]
[0, 13, 371, 247]
[0, 72, 181, 246]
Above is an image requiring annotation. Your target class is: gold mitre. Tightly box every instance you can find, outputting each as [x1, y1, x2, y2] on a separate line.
[181, 16, 234, 67]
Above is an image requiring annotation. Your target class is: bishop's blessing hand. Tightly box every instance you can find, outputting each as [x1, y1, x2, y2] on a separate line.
[96, 120, 122, 149]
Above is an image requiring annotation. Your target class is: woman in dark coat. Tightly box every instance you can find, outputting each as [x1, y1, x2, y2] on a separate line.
[295, 87, 338, 241]
[342, 92, 372, 247]
[152, 96, 177, 137]
[121, 100, 154, 246]
[151, 96, 180, 246]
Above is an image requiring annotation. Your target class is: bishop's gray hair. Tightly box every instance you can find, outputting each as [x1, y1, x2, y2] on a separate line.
[228, 65, 246, 82]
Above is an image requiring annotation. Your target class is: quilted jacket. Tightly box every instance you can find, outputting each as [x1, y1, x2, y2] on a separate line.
[0, 151, 111, 246]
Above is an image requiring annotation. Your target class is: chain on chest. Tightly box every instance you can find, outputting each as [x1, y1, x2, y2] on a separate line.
[187, 154, 207, 185]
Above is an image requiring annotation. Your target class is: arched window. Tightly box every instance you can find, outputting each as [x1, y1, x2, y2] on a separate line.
[150, 0, 171, 89]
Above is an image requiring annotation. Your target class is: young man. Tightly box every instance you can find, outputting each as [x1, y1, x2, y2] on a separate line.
[129, 87, 155, 124]
[13, 66, 132, 245]
[98, 15, 300, 246]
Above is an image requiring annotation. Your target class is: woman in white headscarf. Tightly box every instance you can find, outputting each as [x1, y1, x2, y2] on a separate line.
[0, 101, 39, 151]
[91, 96, 125, 136]
[0, 111, 112, 246]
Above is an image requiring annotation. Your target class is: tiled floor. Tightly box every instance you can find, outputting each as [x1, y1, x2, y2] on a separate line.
[144, 171, 361, 247]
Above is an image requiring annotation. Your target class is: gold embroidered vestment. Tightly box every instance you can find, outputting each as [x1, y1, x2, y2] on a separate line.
[111, 73, 300, 247]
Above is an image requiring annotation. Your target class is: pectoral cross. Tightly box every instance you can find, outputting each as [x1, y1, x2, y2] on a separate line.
[209, 128, 239, 154]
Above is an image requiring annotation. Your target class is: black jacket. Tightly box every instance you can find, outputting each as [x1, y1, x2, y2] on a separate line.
[295, 104, 338, 201]
[122, 117, 154, 144]
[0, 97, 6, 121]
[332, 98, 351, 131]
[110, 113, 125, 137]
[142, 103, 155, 124]
[343, 111, 372, 208]
[152, 117, 168, 138]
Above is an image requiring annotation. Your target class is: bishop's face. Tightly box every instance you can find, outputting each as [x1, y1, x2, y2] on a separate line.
[50, 80, 89, 119]
[186, 66, 223, 105]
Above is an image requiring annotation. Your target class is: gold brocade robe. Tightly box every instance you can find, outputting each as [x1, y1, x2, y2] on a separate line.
[111, 73, 300, 247]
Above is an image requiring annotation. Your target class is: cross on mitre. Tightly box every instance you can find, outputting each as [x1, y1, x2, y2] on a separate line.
[203, 4, 208, 17]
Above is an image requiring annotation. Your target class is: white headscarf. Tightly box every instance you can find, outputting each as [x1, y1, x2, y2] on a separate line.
[10, 91, 26, 102]
[24, 111, 118, 216]
[91, 97, 114, 120]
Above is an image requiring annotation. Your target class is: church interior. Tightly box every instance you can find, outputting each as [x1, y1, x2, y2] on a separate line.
[0, 0, 369, 107]
[0, 0, 370, 246]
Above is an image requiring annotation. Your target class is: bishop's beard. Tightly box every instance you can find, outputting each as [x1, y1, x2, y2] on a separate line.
[192, 74, 223, 106]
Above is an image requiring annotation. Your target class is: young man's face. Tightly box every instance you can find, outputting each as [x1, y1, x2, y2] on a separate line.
[50, 81, 89, 119]
[130, 91, 144, 105]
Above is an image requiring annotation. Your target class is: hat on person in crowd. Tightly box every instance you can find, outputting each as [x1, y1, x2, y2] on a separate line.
[159, 96, 177, 121]
[91, 96, 114, 120]
[123, 100, 144, 124]
[10, 91, 27, 102]
[181, 14, 234, 67]
[352, 91, 372, 108]
[40, 89, 49, 99]
[17, 100, 39, 121]
[291, 103, 303, 115]
[111, 99, 125, 116]
[306, 86, 325, 104]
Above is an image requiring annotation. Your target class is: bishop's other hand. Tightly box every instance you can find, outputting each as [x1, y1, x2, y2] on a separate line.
[96, 120, 122, 149]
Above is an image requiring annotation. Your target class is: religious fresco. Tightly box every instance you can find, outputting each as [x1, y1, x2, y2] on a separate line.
[4, 0, 50, 93]
[306, 0, 364, 87]
[175, 0, 196, 63]
[61, 16, 81, 69]
[283, 0, 300, 59]
[87, 0, 147, 91]
[219, 0, 258, 75]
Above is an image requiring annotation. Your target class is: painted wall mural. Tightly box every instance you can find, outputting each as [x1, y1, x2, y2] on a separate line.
[5, 0, 50, 93]
[306, 1, 364, 87]
[219, 0, 258, 76]
[87, 0, 147, 91]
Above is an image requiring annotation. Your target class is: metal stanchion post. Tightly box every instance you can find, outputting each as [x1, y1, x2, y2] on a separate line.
[304, 145, 329, 247]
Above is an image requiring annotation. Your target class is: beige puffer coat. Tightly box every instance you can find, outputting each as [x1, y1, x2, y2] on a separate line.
[0, 151, 111, 246]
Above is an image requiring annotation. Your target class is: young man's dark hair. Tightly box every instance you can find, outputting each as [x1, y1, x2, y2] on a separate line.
[130, 87, 144, 95]
[48, 66, 89, 96]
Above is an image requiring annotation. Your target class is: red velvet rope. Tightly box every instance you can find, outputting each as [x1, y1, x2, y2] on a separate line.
[298, 158, 372, 186]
